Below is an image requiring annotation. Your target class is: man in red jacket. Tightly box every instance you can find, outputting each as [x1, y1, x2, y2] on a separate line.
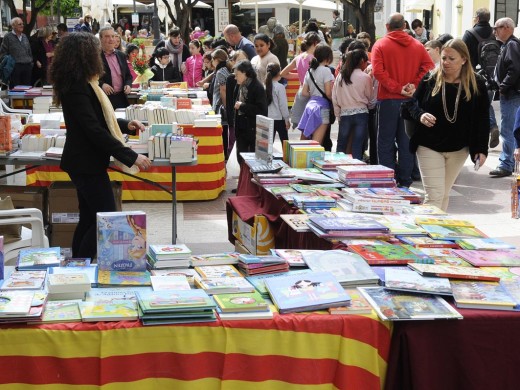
[372, 13, 434, 187]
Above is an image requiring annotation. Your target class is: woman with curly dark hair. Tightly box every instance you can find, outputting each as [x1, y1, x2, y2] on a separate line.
[49, 32, 151, 259]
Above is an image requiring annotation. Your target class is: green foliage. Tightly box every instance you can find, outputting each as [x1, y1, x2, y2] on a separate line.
[38, 0, 80, 18]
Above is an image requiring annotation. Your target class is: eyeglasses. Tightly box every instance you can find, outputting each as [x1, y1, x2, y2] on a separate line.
[493, 26, 505, 30]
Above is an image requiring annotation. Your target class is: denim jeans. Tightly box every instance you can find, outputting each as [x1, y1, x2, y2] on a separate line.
[376, 99, 414, 187]
[336, 113, 368, 160]
[488, 91, 497, 128]
[499, 93, 520, 172]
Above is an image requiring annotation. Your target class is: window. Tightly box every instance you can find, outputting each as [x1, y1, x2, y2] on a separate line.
[495, 0, 519, 25]
[289, 8, 310, 25]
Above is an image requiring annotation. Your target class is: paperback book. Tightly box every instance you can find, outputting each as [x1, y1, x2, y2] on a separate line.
[97, 270, 151, 287]
[329, 288, 373, 315]
[136, 289, 216, 314]
[280, 214, 311, 232]
[0, 290, 34, 315]
[79, 300, 139, 322]
[455, 237, 516, 251]
[150, 275, 191, 291]
[39, 301, 82, 323]
[451, 249, 520, 267]
[16, 247, 61, 270]
[189, 252, 240, 266]
[1, 270, 46, 290]
[213, 290, 269, 312]
[450, 280, 519, 311]
[358, 287, 463, 321]
[384, 268, 452, 295]
[421, 224, 487, 240]
[273, 249, 321, 267]
[150, 268, 200, 287]
[408, 263, 500, 282]
[347, 244, 434, 265]
[245, 269, 312, 298]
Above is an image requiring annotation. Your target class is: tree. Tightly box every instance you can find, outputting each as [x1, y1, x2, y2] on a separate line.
[4, 0, 53, 35]
[161, 0, 199, 44]
[342, 0, 377, 43]
[40, 0, 81, 19]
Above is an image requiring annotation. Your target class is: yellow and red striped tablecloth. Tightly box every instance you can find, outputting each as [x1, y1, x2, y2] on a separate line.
[25, 126, 226, 202]
[0, 313, 391, 389]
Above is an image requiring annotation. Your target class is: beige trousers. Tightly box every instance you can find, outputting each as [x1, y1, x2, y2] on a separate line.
[416, 146, 469, 211]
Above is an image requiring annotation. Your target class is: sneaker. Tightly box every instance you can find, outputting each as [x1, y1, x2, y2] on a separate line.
[489, 126, 500, 148]
[489, 167, 512, 177]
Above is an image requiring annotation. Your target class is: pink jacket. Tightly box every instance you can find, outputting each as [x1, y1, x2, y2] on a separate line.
[183, 54, 203, 87]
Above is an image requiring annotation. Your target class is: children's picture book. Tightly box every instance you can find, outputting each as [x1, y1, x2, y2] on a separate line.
[402, 204, 446, 215]
[415, 216, 475, 227]
[61, 258, 91, 267]
[396, 235, 460, 249]
[86, 287, 152, 303]
[217, 308, 274, 321]
[455, 237, 516, 251]
[274, 249, 321, 267]
[97, 211, 147, 272]
[1, 270, 46, 290]
[358, 287, 463, 321]
[148, 244, 192, 260]
[347, 244, 434, 265]
[96, 270, 151, 287]
[48, 265, 98, 287]
[280, 214, 311, 232]
[136, 289, 216, 314]
[150, 268, 200, 286]
[329, 288, 373, 315]
[264, 271, 351, 313]
[384, 268, 452, 295]
[150, 275, 191, 291]
[308, 215, 389, 233]
[195, 277, 255, 294]
[189, 252, 239, 266]
[421, 224, 486, 240]
[39, 301, 82, 323]
[0, 290, 34, 315]
[194, 265, 243, 279]
[213, 290, 269, 312]
[302, 250, 380, 287]
[79, 300, 139, 322]
[451, 250, 520, 267]
[408, 263, 500, 282]
[450, 280, 518, 311]
[47, 273, 91, 293]
[17, 247, 61, 270]
[245, 269, 313, 298]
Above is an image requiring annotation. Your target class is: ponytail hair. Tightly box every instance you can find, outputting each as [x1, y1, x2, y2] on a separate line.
[300, 32, 320, 52]
[310, 43, 333, 70]
[189, 39, 202, 54]
[265, 62, 281, 106]
[254, 33, 276, 52]
[340, 49, 368, 86]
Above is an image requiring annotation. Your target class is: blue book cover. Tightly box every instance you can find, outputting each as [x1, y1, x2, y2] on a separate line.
[97, 211, 147, 272]
[17, 247, 61, 270]
[264, 271, 351, 313]
[308, 216, 389, 232]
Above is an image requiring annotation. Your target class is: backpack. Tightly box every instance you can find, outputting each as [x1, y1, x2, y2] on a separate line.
[468, 28, 501, 79]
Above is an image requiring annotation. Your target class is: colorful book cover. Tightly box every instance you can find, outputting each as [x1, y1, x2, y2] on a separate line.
[280, 214, 311, 232]
[0, 290, 34, 315]
[195, 277, 255, 294]
[136, 289, 215, 313]
[17, 247, 61, 270]
[415, 216, 475, 227]
[150, 275, 191, 291]
[150, 268, 201, 286]
[213, 291, 269, 312]
[245, 269, 313, 297]
[264, 271, 351, 313]
[149, 244, 192, 259]
[97, 211, 147, 272]
[402, 204, 447, 215]
[96, 270, 151, 286]
[47, 273, 91, 293]
[452, 250, 520, 267]
[39, 301, 82, 323]
[79, 300, 139, 321]
[337, 164, 394, 178]
[358, 286, 463, 321]
[396, 235, 460, 248]
[86, 287, 153, 303]
[450, 280, 518, 310]
[347, 244, 434, 265]
[376, 215, 426, 235]
[274, 249, 321, 267]
[384, 268, 452, 295]
[238, 254, 286, 265]
[48, 265, 98, 287]
[190, 253, 239, 266]
[1, 270, 46, 290]
[455, 238, 516, 251]
[60, 258, 92, 267]
[194, 265, 243, 279]
[329, 288, 373, 315]
[421, 224, 486, 240]
[302, 250, 380, 286]
[308, 215, 389, 232]
[408, 263, 500, 282]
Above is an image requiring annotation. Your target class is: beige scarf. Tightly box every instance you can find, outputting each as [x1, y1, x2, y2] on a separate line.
[88, 79, 139, 174]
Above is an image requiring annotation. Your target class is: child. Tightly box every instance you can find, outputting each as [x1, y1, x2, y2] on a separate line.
[251, 33, 279, 85]
[332, 49, 374, 159]
[265, 62, 290, 143]
[151, 47, 181, 82]
[184, 40, 204, 87]
[297, 44, 335, 145]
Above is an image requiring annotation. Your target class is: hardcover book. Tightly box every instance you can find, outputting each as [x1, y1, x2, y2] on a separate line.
[450, 280, 518, 310]
[408, 263, 500, 282]
[213, 290, 269, 312]
[195, 277, 255, 294]
[302, 250, 380, 287]
[280, 214, 311, 232]
[17, 247, 61, 270]
[245, 269, 313, 298]
[455, 238, 516, 251]
[79, 300, 139, 322]
[308, 215, 389, 233]
[347, 244, 434, 265]
[47, 273, 91, 293]
[48, 265, 98, 287]
[39, 301, 82, 323]
[421, 224, 486, 240]
[150, 275, 191, 291]
[97, 211, 147, 272]
[1, 270, 46, 290]
[451, 250, 520, 267]
[149, 244, 192, 260]
[264, 271, 351, 313]
[96, 270, 151, 286]
[329, 288, 373, 315]
[396, 235, 460, 249]
[136, 289, 216, 314]
[194, 265, 243, 279]
[415, 216, 475, 227]
[384, 268, 452, 295]
[150, 268, 200, 286]
[0, 290, 34, 315]
[358, 287, 463, 321]
[189, 252, 239, 266]
[274, 249, 321, 267]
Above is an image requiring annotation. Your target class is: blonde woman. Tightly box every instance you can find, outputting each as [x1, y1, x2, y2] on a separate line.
[31, 26, 55, 85]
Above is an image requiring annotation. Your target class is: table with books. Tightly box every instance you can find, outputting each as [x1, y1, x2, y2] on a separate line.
[19, 124, 225, 201]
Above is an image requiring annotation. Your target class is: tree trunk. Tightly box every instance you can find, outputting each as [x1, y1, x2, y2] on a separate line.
[161, 0, 198, 45]
[343, 0, 376, 43]
[4, 0, 52, 36]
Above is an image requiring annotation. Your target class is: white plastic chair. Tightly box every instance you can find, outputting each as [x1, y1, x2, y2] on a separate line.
[0, 208, 49, 266]
[0, 98, 32, 117]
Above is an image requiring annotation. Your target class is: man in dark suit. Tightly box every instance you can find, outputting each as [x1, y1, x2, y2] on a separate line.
[99, 26, 132, 109]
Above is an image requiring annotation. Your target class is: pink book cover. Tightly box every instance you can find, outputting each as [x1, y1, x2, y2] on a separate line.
[452, 250, 520, 267]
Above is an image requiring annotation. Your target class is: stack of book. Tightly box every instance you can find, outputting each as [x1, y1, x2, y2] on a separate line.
[291, 194, 336, 211]
[148, 244, 192, 268]
[306, 215, 391, 240]
[348, 243, 434, 265]
[194, 265, 255, 294]
[339, 189, 411, 214]
[336, 164, 396, 188]
[253, 171, 298, 187]
[237, 254, 289, 276]
[0, 290, 47, 324]
[2, 270, 47, 290]
[46, 272, 92, 300]
[245, 269, 313, 299]
[16, 247, 61, 271]
[32, 96, 53, 114]
[312, 153, 365, 170]
[136, 289, 217, 325]
[190, 252, 240, 267]
[213, 291, 273, 320]
[282, 140, 324, 168]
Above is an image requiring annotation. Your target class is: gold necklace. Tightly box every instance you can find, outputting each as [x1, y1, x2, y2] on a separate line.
[442, 81, 462, 124]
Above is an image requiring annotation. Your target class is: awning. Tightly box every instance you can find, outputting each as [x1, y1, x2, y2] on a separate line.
[405, 0, 434, 12]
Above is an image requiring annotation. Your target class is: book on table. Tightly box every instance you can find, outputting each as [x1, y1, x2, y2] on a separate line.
[414, 216, 475, 227]
[455, 237, 516, 251]
[0, 290, 34, 316]
[16, 247, 61, 270]
[384, 268, 452, 296]
[273, 249, 322, 267]
[329, 288, 373, 315]
[302, 250, 380, 287]
[195, 277, 255, 294]
[38, 300, 82, 323]
[450, 280, 519, 311]
[307, 215, 389, 234]
[264, 271, 351, 313]
[1, 270, 46, 290]
[358, 287, 463, 321]
[347, 243, 434, 265]
[407, 263, 500, 282]
[148, 244, 192, 260]
[150, 275, 191, 291]
[216, 308, 274, 321]
[79, 300, 139, 322]
[420, 224, 487, 240]
[46, 272, 91, 294]
[245, 269, 313, 298]
[280, 214, 311, 232]
[136, 289, 216, 314]
[213, 290, 269, 312]
[451, 249, 520, 267]
[150, 268, 200, 287]
[96, 270, 151, 287]
[194, 265, 243, 279]
[48, 265, 98, 287]
[189, 252, 239, 266]
[396, 235, 460, 249]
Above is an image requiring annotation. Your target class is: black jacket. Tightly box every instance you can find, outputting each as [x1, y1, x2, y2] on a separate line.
[151, 61, 181, 82]
[99, 50, 132, 90]
[60, 82, 138, 175]
[232, 77, 268, 134]
[495, 35, 520, 98]
[462, 22, 494, 69]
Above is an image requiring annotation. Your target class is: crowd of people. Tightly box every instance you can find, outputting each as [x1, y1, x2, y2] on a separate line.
[0, 8, 520, 255]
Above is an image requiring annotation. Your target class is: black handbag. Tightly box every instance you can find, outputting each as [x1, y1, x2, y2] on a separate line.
[400, 100, 417, 139]
[307, 69, 335, 125]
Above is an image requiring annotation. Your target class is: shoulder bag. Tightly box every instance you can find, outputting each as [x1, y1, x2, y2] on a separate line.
[307, 69, 336, 125]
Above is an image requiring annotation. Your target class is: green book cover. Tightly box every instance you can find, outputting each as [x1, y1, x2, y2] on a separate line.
[213, 291, 269, 312]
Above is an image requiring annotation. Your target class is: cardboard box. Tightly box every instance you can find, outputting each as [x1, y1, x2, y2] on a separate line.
[48, 181, 122, 223]
[231, 211, 274, 255]
[0, 185, 48, 224]
[49, 223, 76, 251]
[234, 240, 251, 254]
